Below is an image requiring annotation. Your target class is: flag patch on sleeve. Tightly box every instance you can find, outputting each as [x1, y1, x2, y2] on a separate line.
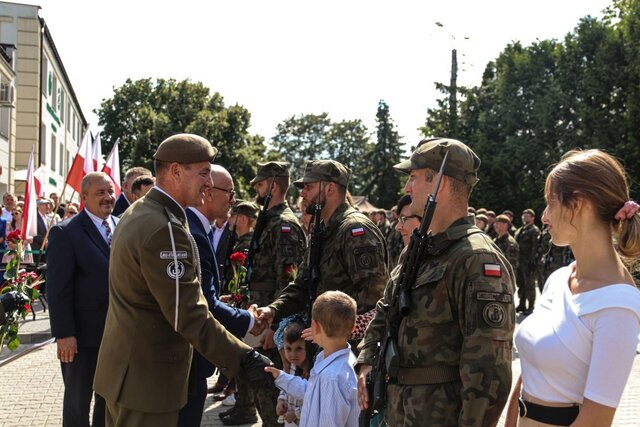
[281, 225, 291, 233]
[351, 227, 365, 237]
[483, 264, 502, 277]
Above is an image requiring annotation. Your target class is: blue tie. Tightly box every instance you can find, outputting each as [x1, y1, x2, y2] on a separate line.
[207, 229, 215, 250]
[208, 229, 221, 287]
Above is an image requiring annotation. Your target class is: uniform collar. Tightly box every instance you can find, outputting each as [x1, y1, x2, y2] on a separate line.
[146, 187, 186, 224]
[429, 215, 476, 255]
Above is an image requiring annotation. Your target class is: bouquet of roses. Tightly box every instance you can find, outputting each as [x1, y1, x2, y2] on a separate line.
[0, 230, 44, 351]
[226, 251, 249, 308]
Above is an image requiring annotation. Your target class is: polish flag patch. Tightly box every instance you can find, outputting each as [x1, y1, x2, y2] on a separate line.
[281, 225, 291, 233]
[483, 264, 502, 277]
[351, 227, 365, 237]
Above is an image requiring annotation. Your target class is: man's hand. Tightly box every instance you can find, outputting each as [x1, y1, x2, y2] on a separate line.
[276, 399, 288, 416]
[240, 350, 275, 389]
[261, 329, 276, 350]
[264, 366, 281, 379]
[357, 364, 373, 410]
[248, 305, 268, 336]
[256, 306, 275, 325]
[219, 294, 232, 303]
[56, 336, 78, 364]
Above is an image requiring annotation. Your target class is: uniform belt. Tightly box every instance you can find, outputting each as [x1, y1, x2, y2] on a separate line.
[250, 282, 277, 292]
[397, 365, 459, 385]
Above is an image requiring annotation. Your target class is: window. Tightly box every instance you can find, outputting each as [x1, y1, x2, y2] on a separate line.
[41, 57, 48, 96]
[60, 91, 65, 123]
[66, 101, 71, 132]
[51, 134, 56, 172]
[0, 107, 9, 138]
[72, 114, 76, 140]
[52, 75, 58, 111]
[59, 143, 64, 173]
[39, 124, 47, 165]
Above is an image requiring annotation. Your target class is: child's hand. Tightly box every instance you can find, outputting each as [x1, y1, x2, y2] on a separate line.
[285, 411, 297, 423]
[301, 327, 315, 343]
[276, 399, 288, 416]
[264, 366, 281, 379]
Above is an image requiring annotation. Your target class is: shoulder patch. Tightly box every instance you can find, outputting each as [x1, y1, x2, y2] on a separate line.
[351, 227, 365, 237]
[281, 225, 291, 233]
[482, 302, 507, 328]
[160, 251, 188, 259]
[483, 263, 502, 277]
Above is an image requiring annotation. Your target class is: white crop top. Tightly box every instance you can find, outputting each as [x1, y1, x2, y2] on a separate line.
[514, 265, 640, 408]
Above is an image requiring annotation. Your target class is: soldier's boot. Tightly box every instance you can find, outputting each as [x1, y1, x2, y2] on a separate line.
[220, 411, 259, 425]
[219, 376, 256, 420]
[252, 346, 282, 427]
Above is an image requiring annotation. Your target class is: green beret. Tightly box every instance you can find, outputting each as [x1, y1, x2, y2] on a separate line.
[153, 134, 217, 164]
[394, 138, 480, 187]
[230, 200, 260, 219]
[293, 160, 351, 189]
[249, 161, 290, 185]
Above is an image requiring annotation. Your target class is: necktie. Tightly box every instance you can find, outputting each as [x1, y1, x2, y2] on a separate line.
[102, 219, 112, 246]
[208, 229, 221, 286]
[207, 229, 215, 250]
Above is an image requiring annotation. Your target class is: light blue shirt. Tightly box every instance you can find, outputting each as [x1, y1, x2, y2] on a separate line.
[84, 208, 117, 244]
[274, 345, 359, 427]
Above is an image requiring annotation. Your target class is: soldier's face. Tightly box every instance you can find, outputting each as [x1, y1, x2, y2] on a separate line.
[253, 179, 268, 205]
[300, 182, 326, 214]
[82, 177, 116, 219]
[181, 162, 213, 208]
[403, 169, 435, 217]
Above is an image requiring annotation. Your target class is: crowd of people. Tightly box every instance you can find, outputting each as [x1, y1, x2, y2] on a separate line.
[1, 134, 639, 427]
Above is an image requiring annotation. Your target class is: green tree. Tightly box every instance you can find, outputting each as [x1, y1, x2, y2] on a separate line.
[96, 78, 266, 196]
[363, 100, 404, 209]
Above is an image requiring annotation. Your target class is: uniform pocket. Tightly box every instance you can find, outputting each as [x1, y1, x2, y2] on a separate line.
[405, 264, 453, 327]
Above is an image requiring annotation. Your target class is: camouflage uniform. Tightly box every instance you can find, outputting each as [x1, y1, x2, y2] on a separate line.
[386, 220, 404, 269]
[494, 233, 519, 276]
[514, 222, 540, 311]
[537, 227, 571, 291]
[358, 217, 515, 427]
[234, 232, 252, 254]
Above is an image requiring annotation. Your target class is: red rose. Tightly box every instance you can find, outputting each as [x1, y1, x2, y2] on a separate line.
[229, 251, 247, 266]
[7, 229, 21, 244]
[23, 304, 31, 312]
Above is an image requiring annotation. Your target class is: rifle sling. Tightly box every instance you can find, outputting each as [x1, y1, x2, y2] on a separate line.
[397, 365, 460, 385]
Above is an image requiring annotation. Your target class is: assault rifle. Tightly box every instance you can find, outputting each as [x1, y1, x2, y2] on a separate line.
[360, 152, 449, 427]
[306, 184, 324, 371]
[241, 175, 276, 293]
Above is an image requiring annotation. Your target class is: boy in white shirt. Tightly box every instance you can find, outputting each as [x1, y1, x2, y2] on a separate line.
[265, 291, 359, 427]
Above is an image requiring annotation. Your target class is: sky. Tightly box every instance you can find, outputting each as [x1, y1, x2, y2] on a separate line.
[25, 0, 613, 149]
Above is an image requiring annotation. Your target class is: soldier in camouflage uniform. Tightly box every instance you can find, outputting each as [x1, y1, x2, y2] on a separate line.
[493, 214, 519, 275]
[221, 164, 305, 426]
[386, 205, 405, 269]
[229, 201, 259, 254]
[258, 160, 388, 334]
[514, 208, 540, 314]
[536, 224, 572, 292]
[356, 138, 516, 427]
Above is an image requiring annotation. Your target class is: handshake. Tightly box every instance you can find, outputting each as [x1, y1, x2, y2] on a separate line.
[246, 305, 276, 337]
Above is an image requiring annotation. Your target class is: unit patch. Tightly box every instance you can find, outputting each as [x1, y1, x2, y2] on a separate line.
[476, 291, 512, 303]
[354, 245, 376, 269]
[482, 302, 507, 328]
[160, 251, 188, 260]
[166, 261, 185, 279]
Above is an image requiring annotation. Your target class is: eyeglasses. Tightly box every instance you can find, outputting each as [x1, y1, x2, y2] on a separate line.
[212, 186, 235, 200]
[398, 215, 420, 225]
[66, 211, 78, 215]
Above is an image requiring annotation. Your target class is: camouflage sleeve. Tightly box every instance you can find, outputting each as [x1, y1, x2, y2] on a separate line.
[507, 242, 519, 272]
[341, 223, 388, 313]
[269, 256, 310, 322]
[274, 220, 306, 291]
[455, 251, 515, 427]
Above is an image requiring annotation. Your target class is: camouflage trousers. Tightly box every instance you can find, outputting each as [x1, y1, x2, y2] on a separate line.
[385, 382, 461, 427]
[516, 265, 537, 309]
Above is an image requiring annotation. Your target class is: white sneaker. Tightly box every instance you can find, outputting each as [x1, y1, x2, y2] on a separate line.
[221, 394, 236, 406]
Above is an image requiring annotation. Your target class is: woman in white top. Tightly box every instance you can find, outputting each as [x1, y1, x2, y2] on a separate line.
[505, 149, 640, 427]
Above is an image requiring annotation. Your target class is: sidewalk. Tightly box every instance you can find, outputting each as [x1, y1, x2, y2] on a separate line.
[1, 303, 637, 426]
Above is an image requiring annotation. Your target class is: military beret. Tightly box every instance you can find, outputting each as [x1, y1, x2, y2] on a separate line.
[522, 208, 535, 216]
[394, 138, 480, 187]
[250, 161, 290, 185]
[230, 200, 260, 219]
[293, 160, 351, 189]
[153, 134, 217, 164]
[495, 214, 511, 225]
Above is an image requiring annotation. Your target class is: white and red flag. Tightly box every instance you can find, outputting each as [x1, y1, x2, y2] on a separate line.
[92, 132, 103, 172]
[21, 149, 38, 240]
[65, 128, 94, 193]
[33, 166, 46, 198]
[102, 140, 121, 197]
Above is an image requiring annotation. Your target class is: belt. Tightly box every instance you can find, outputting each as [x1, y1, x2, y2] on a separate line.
[518, 398, 579, 426]
[250, 282, 277, 292]
[397, 365, 459, 385]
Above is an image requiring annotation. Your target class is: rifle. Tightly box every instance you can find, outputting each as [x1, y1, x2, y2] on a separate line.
[241, 175, 276, 293]
[220, 217, 238, 295]
[306, 183, 324, 371]
[360, 152, 449, 427]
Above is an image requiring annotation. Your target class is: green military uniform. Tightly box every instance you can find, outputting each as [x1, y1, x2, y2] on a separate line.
[514, 216, 540, 312]
[234, 232, 252, 254]
[270, 160, 389, 320]
[494, 233, 519, 274]
[358, 138, 515, 427]
[94, 135, 253, 425]
[386, 220, 404, 269]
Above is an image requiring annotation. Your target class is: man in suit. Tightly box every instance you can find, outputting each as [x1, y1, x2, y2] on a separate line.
[47, 172, 118, 427]
[179, 165, 260, 426]
[32, 198, 51, 262]
[94, 134, 273, 426]
[111, 166, 152, 216]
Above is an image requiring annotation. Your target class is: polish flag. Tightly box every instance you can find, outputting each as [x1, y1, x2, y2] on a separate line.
[65, 128, 94, 193]
[33, 166, 46, 198]
[92, 132, 103, 172]
[22, 149, 38, 240]
[102, 141, 121, 197]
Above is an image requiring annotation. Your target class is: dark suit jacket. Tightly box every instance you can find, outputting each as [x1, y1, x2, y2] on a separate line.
[31, 213, 47, 257]
[186, 209, 251, 339]
[46, 210, 115, 347]
[215, 222, 233, 275]
[112, 193, 130, 217]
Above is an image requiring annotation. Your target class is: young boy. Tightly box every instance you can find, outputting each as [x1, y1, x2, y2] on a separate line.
[277, 322, 307, 426]
[265, 291, 359, 427]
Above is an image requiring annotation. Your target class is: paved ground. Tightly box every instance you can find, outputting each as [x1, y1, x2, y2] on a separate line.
[1, 301, 637, 426]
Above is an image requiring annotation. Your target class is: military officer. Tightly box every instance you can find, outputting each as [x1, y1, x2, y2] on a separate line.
[93, 134, 273, 426]
[494, 214, 519, 275]
[386, 205, 404, 269]
[514, 208, 540, 314]
[221, 162, 306, 427]
[356, 138, 516, 427]
[257, 160, 389, 334]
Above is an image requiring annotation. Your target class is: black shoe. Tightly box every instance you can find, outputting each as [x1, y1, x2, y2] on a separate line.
[218, 406, 237, 419]
[515, 304, 526, 313]
[221, 411, 259, 425]
[523, 308, 533, 315]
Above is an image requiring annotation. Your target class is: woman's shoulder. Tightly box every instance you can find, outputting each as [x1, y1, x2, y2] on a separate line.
[575, 283, 640, 318]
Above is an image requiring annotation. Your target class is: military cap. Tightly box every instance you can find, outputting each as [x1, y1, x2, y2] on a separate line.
[230, 200, 260, 219]
[495, 214, 511, 225]
[153, 133, 217, 163]
[522, 208, 536, 216]
[502, 210, 514, 218]
[394, 137, 480, 187]
[476, 213, 488, 223]
[250, 161, 290, 185]
[486, 210, 496, 218]
[293, 160, 351, 188]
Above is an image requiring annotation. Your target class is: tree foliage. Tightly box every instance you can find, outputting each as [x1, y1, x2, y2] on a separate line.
[95, 78, 266, 197]
[421, 1, 640, 217]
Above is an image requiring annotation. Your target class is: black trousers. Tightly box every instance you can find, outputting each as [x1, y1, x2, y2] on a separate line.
[60, 346, 105, 427]
[178, 355, 209, 427]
